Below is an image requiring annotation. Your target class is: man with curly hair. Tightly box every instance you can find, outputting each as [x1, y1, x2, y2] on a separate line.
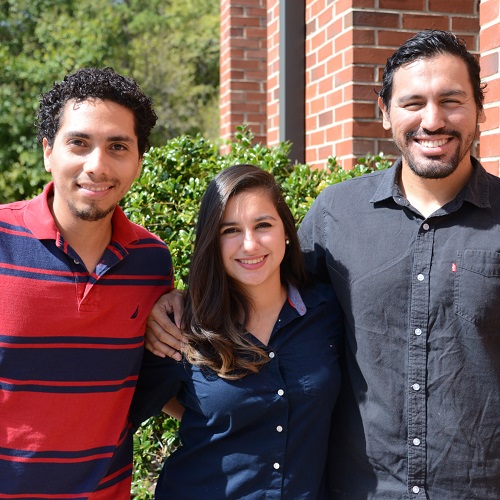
[0, 68, 173, 498]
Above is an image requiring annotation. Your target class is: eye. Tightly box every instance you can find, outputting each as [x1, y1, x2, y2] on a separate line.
[441, 99, 462, 106]
[402, 102, 423, 110]
[220, 227, 239, 236]
[110, 143, 128, 151]
[256, 222, 272, 230]
[68, 138, 86, 147]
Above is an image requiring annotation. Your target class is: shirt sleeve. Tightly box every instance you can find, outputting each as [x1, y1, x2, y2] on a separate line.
[130, 349, 182, 430]
[298, 188, 332, 284]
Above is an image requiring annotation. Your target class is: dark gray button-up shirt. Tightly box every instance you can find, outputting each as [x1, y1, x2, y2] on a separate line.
[298, 157, 500, 499]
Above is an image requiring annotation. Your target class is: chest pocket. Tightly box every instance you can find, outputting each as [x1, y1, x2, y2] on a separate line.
[291, 337, 339, 397]
[454, 250, 500, 329]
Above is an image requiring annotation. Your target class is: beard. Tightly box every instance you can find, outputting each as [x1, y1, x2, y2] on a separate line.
[69, 202, 116, 222]
[397, 127, 476, 180]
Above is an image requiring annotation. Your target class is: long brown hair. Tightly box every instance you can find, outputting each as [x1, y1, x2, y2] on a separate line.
[182, 164, 307, 379]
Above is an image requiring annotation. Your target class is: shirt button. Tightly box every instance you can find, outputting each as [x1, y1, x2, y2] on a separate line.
[415, 328, 422, 336]
[269, 352, 275, 359]
[412, 485, 420, 494]
[412, 383, 420, 391]
[276, 425, 283, 432]
[422, 223, 430, 231]
[273, 463, 280, 470]
[413, 438, 421, 446]
[74, 260, 80, 265]
[277, 389, 285, 396]
[417, 273, 424, 281]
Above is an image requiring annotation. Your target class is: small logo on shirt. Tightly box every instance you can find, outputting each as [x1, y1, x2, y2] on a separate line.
[131, 306, 139, 319]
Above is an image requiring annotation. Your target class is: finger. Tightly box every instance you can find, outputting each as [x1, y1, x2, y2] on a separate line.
[170, 289, 186, 329]
[145, 332, 183, 361]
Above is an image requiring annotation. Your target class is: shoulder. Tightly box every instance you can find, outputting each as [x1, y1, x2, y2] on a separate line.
[0, 200, 33, 234]
[0, 199, 29, 218]
[318, 168, 391, 204]
[299, 283, 339, 308]
[484, 170, 500, 189]
[295, 284, 344, 343]
[113, 207, 170, 251]
[130, 221, 169, 246]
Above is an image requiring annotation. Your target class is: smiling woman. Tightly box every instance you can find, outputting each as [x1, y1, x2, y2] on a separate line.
[131, 164, 344, 499]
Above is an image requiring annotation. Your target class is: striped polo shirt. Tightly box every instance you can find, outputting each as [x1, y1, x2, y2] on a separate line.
[0, 182, 174, 498]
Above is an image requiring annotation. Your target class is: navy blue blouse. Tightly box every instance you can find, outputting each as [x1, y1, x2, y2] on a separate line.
[131, 284, 343, 499]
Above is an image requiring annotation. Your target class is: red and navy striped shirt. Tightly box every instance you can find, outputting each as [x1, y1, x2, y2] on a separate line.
[0, 183, 174, 498]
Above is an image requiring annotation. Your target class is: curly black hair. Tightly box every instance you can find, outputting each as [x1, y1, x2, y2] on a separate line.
[36, 67, 157, 156]
[379, 30, 485, 114]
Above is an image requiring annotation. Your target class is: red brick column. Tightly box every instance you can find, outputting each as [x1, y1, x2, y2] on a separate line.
[219, 0, 267, 152]
[479, 0, 500, 175]
[266, 0, 280, 145]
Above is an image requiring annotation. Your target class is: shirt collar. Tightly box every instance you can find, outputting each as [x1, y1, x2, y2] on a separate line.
[286, 283, 333, 317]
[287, 284, 307, 316]
[370, 156, 491, 209]
[24, 181, 140, 246]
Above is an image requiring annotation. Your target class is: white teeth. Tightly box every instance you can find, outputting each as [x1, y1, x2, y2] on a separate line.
[418, 138, 448, 148]
[80, 185, 110, 192]
[240, 257, 265, 264]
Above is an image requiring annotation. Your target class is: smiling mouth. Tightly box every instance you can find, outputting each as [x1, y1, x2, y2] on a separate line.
[78, 184, 112, 192]
[416, 138, 451, 148]
[239, 256, 266, 265]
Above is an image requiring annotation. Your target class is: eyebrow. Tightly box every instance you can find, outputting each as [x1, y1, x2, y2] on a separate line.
[219, 214, 278, 227]
[396, 89, 468, 105]
[62, 131, 136, 143]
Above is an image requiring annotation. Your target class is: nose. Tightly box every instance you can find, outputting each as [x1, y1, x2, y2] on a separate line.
[243, 230, 259, 251]
[83, 147, 109, 177]
[420, 102, 445, 132]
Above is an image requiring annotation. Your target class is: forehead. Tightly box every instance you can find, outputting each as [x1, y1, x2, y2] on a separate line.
[391, 53, 473, 99]
[58, 98, 136, 134]
[224, 188, 278, 218]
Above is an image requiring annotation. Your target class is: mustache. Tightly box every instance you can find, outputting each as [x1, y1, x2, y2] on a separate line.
[405, 128, 461, 140]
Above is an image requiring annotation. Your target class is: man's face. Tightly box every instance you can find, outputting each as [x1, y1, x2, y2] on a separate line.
[379, 53, 485, 179]
[43, 98, 142, 225]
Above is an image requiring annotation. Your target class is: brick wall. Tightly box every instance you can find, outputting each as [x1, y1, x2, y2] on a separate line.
[221, 0, 500, 173]
[479, 0, 500, 175]
[219, 0, 267, 153]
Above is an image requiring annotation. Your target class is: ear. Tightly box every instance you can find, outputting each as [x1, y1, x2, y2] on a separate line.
[478, 108, 486, 125]
[378, 96, 392, 131]
[42, 138, 52, 173]
[135, 156, 143, 179]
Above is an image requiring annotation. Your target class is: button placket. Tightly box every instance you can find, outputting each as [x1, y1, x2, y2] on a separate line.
[407, 219, 434, 495]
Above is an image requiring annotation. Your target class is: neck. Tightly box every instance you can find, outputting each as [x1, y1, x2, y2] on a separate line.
[49, 198, 114, 274]
[400, 158, 474, 218]
[242, 279, 287, 346]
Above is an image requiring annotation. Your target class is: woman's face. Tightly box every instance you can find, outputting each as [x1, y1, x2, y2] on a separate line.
[219, 188, 287, 293]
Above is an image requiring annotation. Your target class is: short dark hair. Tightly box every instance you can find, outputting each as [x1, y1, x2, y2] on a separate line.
[379, 30, 485, 113]
[183, 164, 307, 379]
[36, 67, 157, 156]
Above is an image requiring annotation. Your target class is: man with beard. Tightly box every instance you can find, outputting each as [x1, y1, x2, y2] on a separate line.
[297, 30, 499, 499]
[146, 30, 499, 499]
[0, 68, 173, 498]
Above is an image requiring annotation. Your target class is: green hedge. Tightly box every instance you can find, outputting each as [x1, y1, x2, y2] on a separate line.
[124, 126, 392, 498]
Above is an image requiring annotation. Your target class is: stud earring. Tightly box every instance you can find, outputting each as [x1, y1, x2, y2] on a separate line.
[285, 239, 290, 245]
